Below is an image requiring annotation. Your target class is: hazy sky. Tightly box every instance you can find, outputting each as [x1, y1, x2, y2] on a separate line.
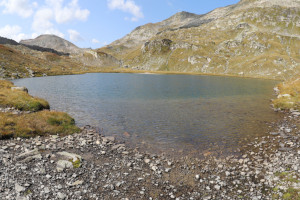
[0, 0, 239, 49]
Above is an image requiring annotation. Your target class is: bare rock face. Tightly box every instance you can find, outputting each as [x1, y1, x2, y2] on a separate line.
[20, 35, 81, 54]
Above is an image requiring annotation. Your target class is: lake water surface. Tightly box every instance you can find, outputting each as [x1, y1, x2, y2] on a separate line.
[14, 73, 281, 157]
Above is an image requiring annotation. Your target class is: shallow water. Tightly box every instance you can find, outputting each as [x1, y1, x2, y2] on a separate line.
[14, 73, 282, 157]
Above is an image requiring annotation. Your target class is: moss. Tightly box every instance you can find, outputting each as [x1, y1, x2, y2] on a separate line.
[282, 188, 300, 200]
[70, 158, 81, 168]
[24, 189, 32, 196]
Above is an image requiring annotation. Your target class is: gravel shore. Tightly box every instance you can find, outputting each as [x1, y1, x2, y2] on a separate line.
[0, 110, 299, 200]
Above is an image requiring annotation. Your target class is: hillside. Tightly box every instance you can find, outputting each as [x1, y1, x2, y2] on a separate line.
[100, 0, 300, 80]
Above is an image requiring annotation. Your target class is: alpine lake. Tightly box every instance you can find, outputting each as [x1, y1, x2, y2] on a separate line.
[13, 73, 282, 158]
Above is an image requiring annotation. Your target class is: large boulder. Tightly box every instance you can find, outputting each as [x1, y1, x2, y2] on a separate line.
[11, 86, 28, 93]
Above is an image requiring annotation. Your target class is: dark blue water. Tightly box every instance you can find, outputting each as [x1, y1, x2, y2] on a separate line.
[13, 73, 281, 157]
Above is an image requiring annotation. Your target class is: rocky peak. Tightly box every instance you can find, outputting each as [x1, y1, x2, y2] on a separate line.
[165, 11, 199, 21]
[20, 34, 81, 54]
[160, 11, 202, 27]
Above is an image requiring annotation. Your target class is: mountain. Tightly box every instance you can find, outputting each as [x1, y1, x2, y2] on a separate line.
[0, 35, 120, 79]
[20, 34, 81, 54]
[20, 34, 120, 68]
[100, 0, 300, 79]
[100, 11, 204, 56]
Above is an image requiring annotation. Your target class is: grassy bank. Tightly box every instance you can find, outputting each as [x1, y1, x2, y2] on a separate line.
[0, 80, 49, 111]
[0, 80, 79, 139]
[273, 78, 300, 110]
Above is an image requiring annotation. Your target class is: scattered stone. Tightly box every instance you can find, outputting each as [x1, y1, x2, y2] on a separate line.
[0, 115, 298, 200]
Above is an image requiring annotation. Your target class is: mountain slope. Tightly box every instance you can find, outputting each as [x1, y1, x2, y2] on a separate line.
[101, 0, 300, 79]
[99, 11, 205, 57]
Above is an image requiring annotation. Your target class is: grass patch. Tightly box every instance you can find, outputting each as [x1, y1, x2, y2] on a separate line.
[0, 110, 79, 139]
[0, 81, 79, 139]
[275, 171, 299, 183]
[0, 80, 49, 111]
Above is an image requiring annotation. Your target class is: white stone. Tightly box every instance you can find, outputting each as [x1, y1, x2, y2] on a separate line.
[214, 185, 221, 190]
[57, 151, 81, 162]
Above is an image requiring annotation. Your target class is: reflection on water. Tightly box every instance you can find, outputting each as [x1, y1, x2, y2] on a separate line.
[14, 73, 281, 157]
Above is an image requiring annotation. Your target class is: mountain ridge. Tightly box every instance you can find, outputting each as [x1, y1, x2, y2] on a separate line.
[0, 0, 299, 80]
[99, 0, 300, 79]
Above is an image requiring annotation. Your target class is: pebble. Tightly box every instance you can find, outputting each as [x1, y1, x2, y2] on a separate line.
[57, 192, 66, 199]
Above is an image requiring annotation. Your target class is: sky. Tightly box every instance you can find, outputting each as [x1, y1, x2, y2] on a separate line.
[0, 0, 239, 49]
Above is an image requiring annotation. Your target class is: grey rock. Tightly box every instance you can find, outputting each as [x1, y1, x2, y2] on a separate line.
[57, 160, 73, 172]
[57, 192, 67, 199]
[44, 187, 50, 194]
[16, 149, 39, 161]
[15, 183, 26, 193]
[111, 144, 125, 150]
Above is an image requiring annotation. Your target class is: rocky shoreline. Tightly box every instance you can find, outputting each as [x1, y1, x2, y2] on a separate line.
[0, 108, 299, 199]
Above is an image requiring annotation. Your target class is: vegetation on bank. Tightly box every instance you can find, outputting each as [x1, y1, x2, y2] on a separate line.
[272, 171, 300, 200]
[273, 78, 300, 110]
[0, 80, 79, 139]
[0, 80, 49, 111]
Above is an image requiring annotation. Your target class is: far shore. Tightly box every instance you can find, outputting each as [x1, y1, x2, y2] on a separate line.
[5, 67, 283, 82]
